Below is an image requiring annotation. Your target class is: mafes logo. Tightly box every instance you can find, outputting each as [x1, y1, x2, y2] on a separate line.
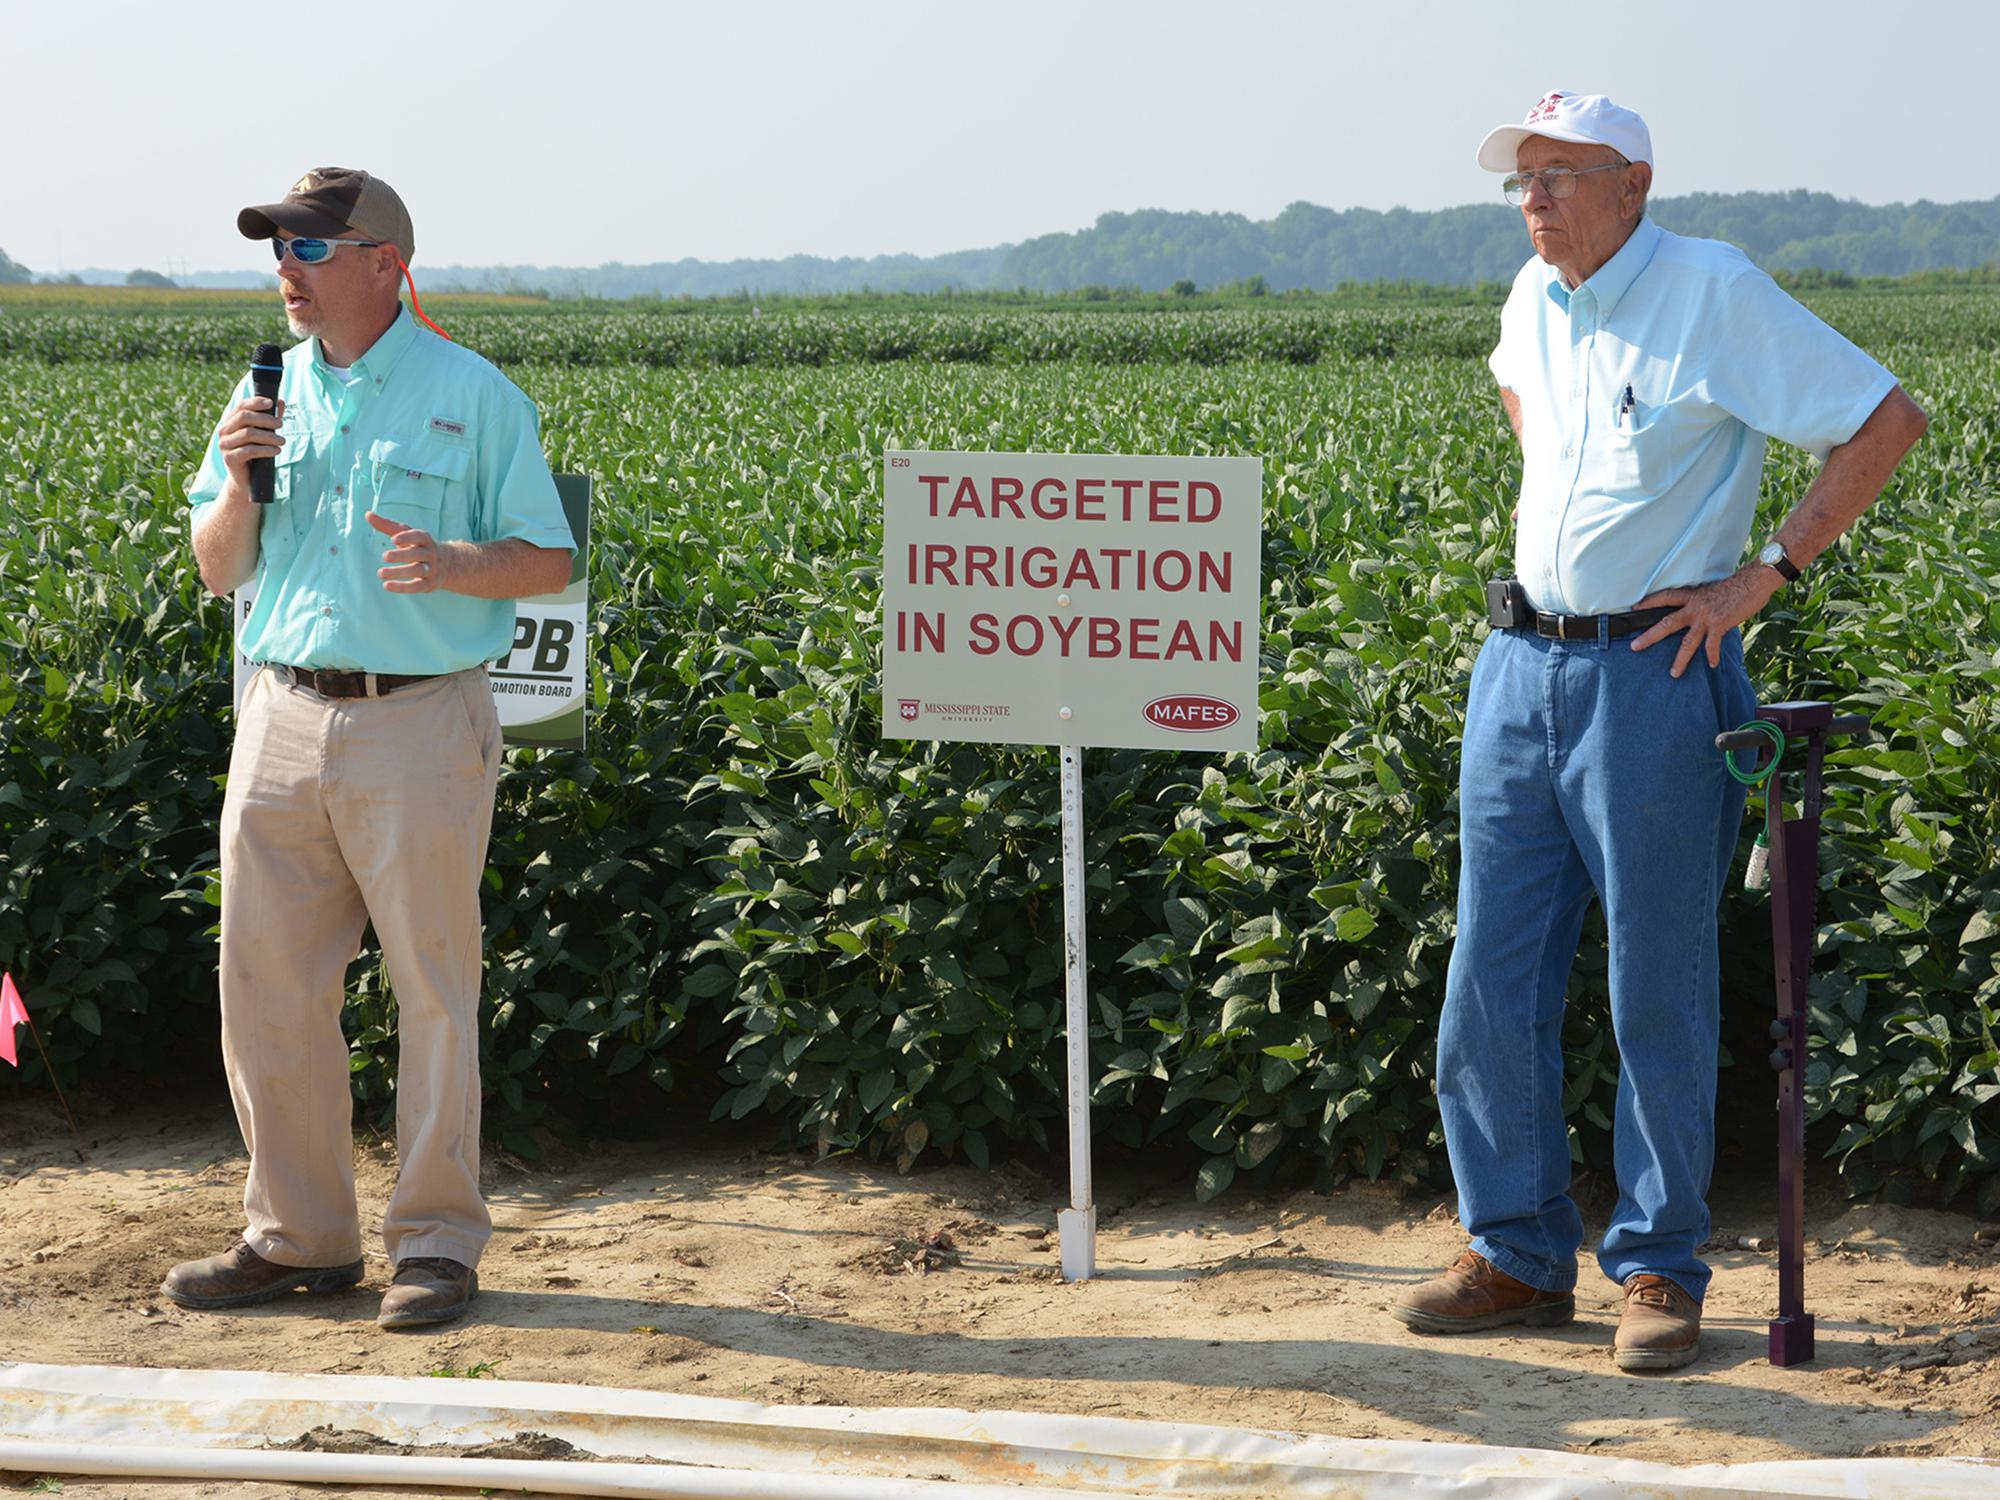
[898, 699, 920, 722]
[1526, 91, 1565, 123]
[1143, 695, 1240, 733]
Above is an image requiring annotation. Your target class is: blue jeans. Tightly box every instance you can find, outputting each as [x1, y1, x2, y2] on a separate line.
[1438, 621, 1755, 1301]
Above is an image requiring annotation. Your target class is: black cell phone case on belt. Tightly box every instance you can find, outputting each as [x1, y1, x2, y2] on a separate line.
[1485, 577, 1532, 629]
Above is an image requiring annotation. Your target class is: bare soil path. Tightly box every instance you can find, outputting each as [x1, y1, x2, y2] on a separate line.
[3, 1094, 1996, 1497]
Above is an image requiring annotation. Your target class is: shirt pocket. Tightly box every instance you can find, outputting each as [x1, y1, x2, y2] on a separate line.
[259, 450, 310, 573]
[368, 437, 474, 537]
[1600, 392, 1699, 497]
[271, 443, 307, 503]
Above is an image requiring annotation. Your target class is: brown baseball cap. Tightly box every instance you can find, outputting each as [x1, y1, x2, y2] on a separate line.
[238, 167, 416, 262]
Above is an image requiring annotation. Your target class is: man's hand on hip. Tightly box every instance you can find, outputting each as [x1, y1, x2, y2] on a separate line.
[1629, 566, 1784, 678]
[367, 509, 446, 594]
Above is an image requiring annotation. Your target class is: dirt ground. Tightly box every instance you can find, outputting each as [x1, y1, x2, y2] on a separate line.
[2, 1091, 1997, 1497]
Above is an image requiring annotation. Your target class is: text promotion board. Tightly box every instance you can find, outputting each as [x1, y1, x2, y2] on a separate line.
[233, 473, 591, 749]
[883, 451, 1263, 1280]
[882, 451, 1261, 754]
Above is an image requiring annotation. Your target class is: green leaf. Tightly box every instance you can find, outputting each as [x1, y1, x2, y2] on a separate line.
[1162, 896, 1210, 947]
[1219, 993, 1264, 1032]
[69, 995, 102, 1036]
[1334, 908, 1377, 943]
[1236, 1119, 1283, 1168]
[681, 966, 737, 999]
[1194, 1156, 1237, 1201]
[859, 1069, 895, 1113]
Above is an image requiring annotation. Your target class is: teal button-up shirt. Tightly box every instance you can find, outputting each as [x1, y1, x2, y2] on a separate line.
[1490, 216, 1896, 616]
[187, 308, 575, 674]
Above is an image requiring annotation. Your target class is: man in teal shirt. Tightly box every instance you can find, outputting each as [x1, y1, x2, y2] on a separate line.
[165, 168, 574, 1329]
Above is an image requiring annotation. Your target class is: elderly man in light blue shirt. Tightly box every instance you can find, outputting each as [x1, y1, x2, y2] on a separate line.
[1391, 93, 1927, 1370]
[164, 169, 574, 1333]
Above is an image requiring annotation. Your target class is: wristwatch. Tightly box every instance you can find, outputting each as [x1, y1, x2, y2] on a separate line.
[1758, 540, 1800, 583]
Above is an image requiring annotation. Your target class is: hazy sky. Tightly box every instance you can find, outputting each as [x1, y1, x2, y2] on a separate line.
[5, 0, 1996, 274]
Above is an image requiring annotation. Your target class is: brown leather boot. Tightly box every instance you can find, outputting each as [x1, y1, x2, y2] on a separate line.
[1615, 1273, 1701, 1370]
[377, 1256, 479, 1330]
[161, 1237, 364, 1310]
[1391, 1248, 1575, 1333]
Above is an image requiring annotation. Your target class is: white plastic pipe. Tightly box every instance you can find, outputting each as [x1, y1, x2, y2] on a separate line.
[0, 1440, 1126, 1499]
[5, 1362, 1999, 1500]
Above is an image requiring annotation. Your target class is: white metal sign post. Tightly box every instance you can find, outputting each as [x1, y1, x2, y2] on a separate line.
[883, 450, 1262, 1280]
[1058, 743, 1093, 1278]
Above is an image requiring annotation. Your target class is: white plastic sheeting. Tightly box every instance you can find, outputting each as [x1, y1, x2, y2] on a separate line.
[2, 1360, 1996, 1500]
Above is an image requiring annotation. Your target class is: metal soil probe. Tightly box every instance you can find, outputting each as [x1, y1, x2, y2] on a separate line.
[1716, 700, 1869, 1367]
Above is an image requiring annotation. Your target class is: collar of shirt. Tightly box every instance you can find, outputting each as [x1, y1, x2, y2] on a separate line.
[311, 305, 419, 394]
[1544, 214, 1663, 321]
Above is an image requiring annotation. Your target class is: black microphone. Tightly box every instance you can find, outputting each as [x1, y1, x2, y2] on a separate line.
[248, 343, 284, 505]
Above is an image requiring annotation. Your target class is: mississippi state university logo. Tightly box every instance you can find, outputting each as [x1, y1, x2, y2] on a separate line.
[1143, 694, 1240, 733]
[898, 699, 920, 722]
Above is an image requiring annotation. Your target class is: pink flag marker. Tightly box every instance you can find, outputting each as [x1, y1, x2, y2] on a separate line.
[0, 973, 26, 1068]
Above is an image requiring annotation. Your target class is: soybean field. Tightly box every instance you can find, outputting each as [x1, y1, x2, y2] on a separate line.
[2, 291, 1996, 1209]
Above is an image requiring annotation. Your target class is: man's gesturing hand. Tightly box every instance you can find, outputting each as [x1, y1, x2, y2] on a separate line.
[367, 509, 446, 593]
[1630, 565, 1785, 678]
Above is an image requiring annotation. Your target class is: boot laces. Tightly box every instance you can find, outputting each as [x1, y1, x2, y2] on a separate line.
[395, 1256, 464, 1282]
[1627, 1274, 1680, 1308]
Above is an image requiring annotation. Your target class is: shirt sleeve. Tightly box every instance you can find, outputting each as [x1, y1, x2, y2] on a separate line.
[186, 373, 253, 533]
[1697, 269, 1898, 460]
[476, 391, 576, 551]
[1487, 279, 1526, 391]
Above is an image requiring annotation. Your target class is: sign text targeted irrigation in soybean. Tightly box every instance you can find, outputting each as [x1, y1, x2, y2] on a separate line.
[882, 451, 1261, 752]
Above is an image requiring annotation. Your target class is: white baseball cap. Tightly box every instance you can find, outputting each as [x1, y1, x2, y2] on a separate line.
[1477, 90, 1653, 172]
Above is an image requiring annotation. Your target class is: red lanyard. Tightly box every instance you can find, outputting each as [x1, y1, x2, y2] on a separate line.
[397, 256, 452, 341]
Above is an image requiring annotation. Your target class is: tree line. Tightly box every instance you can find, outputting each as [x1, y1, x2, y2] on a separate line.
[427, 191, 2000, 298]
[7, 191, 1995, 299]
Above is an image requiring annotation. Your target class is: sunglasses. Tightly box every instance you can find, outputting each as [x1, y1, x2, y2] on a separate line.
[271, 237, 381, 265]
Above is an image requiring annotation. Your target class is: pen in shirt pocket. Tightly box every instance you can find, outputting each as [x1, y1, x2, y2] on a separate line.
[1614, 383, 1636, 428]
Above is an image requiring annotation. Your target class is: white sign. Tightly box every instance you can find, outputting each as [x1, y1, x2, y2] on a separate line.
[487, 600, 585, 726]
[882, 451, 1262, 752]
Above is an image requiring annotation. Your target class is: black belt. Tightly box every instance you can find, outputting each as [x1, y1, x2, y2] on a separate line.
[1511, 606, 1679, 642]
[269, 664, 449, 698]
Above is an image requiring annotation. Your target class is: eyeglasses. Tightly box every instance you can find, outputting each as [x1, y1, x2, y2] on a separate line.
[1502, 163, 1626, 206]
[271, 237, 381, 265]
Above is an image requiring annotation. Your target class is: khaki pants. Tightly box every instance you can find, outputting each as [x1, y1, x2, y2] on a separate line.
[219, 666, 503, 1269]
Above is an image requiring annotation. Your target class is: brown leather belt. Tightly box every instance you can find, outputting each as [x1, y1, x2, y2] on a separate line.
[269, 664, 448, 698]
